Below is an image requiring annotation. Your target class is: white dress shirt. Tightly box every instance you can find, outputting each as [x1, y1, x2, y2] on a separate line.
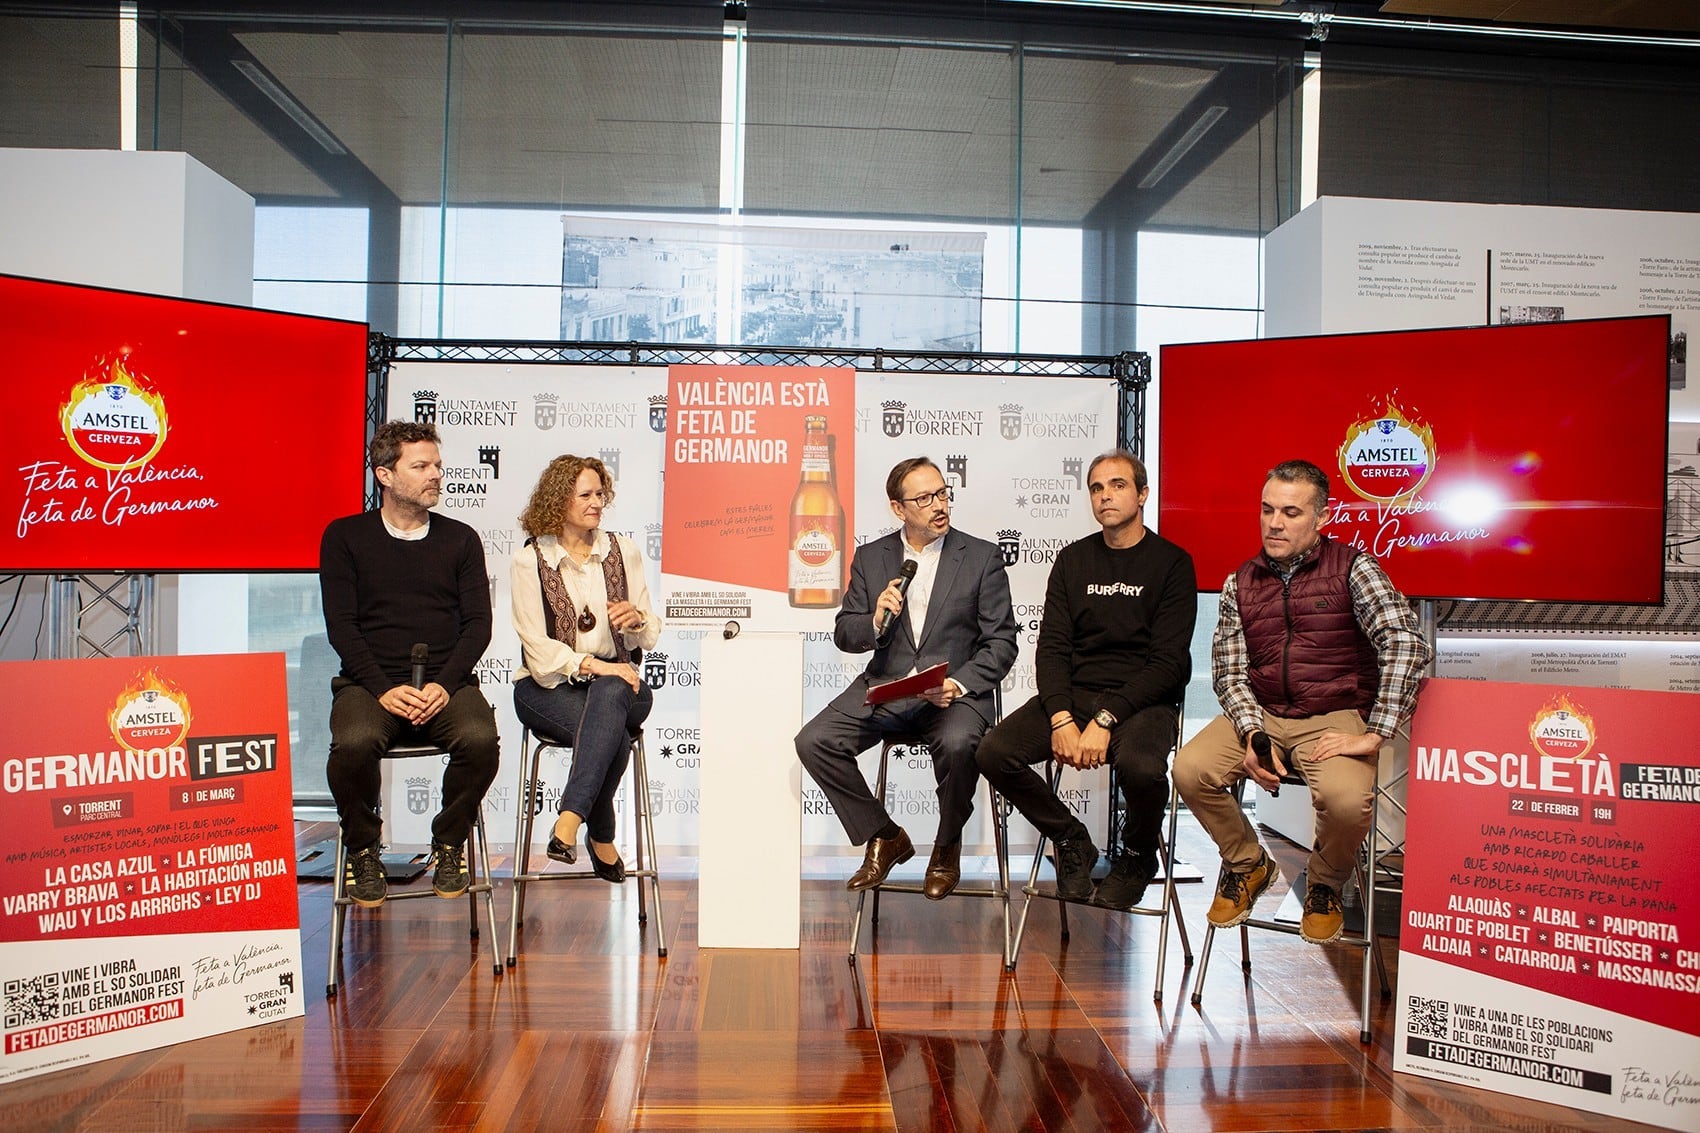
[900, 535, 945, 638]
[900, 534, 964, 695]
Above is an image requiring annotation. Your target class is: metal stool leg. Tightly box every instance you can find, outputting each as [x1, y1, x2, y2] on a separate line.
[506, 728, 538, 966]
[1152, 779, 1193, 1002]
[632, 739, 649, 928]
[1189, 795, 1383, 1044]
[846, 732, 1011, 966]
[507, 729, 666, 965]
[473, 809, 501, 974]
[630, 734, 668, 957]
[1009, 825, 1047, 964]
[994, 791, 1013, 970]
[326, 829, 349, 997]
[848, 742, 892, 962]
[327, 742, 502, 996]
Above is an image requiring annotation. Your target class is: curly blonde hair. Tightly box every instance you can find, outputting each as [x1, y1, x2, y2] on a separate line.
[518, 454, 615, 537]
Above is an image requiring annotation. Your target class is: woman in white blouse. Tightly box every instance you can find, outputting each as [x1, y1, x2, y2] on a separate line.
[511, 454, 661, 882]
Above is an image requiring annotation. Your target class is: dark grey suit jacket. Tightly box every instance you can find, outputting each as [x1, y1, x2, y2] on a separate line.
[828, 527, 1018, 726]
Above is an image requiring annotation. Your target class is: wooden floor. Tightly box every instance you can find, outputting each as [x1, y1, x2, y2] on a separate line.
[3, 815, 1655, 1132]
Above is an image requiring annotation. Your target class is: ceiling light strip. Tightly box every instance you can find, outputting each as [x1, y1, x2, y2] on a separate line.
[1008, 0, 1700, 50]
[231, 58, 348, 155]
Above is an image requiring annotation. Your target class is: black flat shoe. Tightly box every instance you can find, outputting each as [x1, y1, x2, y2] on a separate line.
[545, 835, 577, 865]
[586, 830, 625, 883]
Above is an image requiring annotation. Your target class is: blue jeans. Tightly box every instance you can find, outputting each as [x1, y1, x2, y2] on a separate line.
[513, 674, 653, 843]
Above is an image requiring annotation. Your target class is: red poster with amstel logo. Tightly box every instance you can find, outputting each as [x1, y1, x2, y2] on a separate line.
[1395, 678, 1700, 1130]
[0, 653, 302, 1084]
[1159, 315, 1668, 603]
[660, 364, 855, 631]
[1, 273, 367, 573]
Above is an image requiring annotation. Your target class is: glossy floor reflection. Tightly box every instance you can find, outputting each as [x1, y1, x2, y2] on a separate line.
[0, 816, 1658, 1132]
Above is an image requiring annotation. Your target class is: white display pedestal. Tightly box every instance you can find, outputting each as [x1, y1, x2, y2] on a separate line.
[0, 148, 253, 304]
[698, 632, 804, 948]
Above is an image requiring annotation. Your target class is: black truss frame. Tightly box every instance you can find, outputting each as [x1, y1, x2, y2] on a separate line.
[367, 332, 1151, 458]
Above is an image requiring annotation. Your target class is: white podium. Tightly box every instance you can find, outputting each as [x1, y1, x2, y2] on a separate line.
[698, 632, 804, 948]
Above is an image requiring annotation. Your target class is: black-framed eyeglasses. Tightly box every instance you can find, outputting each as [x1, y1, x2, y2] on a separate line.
[901, 486, 953, 508]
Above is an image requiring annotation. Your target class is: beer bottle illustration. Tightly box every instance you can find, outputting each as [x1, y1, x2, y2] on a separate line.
[788, 414, 845, 608]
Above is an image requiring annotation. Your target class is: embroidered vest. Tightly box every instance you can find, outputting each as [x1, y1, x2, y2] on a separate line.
[532, 536, 636, 664]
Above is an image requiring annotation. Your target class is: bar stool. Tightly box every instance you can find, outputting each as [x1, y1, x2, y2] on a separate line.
[1007, 716, 1194, 997]
[326, 741, 501, 997]
[507, 726, 666, 964]
[848, 733, 1014, 968]
[1189, 759, 1392, 1042]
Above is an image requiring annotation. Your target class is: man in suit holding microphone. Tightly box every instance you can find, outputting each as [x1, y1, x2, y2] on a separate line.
[796, 456, 1018, 900]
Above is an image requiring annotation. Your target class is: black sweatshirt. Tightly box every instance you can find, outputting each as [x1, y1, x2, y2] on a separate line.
[319, 510, 492, 697]
[1036, 528, 1198, 723]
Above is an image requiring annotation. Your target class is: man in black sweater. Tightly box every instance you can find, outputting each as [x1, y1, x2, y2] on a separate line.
[320, 420, 498, 907]
[976, 450, 1197, 908]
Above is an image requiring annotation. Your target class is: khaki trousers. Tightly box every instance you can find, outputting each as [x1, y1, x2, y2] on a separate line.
[1173, 709, 1379, 893]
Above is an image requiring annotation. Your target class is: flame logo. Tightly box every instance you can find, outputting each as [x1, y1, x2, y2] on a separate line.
[1338, 396, 1434, 504]
[109, 668, 192, 750]
[1528, 694, 1596, 761]
[59, 353, 170, 471]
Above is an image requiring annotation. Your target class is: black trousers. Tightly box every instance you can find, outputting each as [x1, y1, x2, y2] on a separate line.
[795, 695, 992, 848]
[326, 678, 501, 851]
[976, 696, 1177, 858]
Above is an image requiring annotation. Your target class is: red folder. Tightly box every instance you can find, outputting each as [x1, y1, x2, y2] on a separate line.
[864, 662, 948, 706]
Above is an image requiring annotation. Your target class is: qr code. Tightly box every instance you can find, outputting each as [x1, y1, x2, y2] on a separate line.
[4, 971, 61, 1029]
[1407, 994, 1448, 1039]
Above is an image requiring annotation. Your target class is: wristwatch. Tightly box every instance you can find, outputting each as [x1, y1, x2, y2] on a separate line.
[1092, 708, 1118, 729]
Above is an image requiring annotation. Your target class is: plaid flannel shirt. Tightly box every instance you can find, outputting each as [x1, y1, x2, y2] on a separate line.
[1212, 550, 1431, 740]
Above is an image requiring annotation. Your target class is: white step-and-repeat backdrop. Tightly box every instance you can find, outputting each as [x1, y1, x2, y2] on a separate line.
[380, 362, 1120, 857]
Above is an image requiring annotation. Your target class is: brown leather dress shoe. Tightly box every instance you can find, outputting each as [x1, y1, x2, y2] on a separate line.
[923, 841, 961, 901]
[846, 828, 914, 891]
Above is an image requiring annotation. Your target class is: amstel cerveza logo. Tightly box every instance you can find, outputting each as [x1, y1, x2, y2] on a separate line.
[1337, 397, 1434, 504]
[1528, 694, 1596, 761]
[59, 353, 169, 471]
[108, 669, 192, 751]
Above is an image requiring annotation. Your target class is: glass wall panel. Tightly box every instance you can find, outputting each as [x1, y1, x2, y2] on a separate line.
[740, 18, 1015, 351]
[255, 204, 368, 320]
[431, 14, 725, 340]
[0, 12, 121, 150]
[1320, 44, 1700, 214]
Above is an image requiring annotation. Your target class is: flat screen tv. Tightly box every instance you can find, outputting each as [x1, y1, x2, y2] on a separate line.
[1158, 315, 1669, 603]
[2, 273, 369, 572]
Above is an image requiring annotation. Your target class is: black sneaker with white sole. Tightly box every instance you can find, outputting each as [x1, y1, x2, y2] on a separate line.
[345, 844, 387, 908]
[430, 840, 469, 899]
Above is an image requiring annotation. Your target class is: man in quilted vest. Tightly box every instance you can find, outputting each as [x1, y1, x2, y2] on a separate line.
[1174, 459, 1430, 943]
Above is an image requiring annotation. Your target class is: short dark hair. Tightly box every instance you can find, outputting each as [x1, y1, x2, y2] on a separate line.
[1266, 459, 1330, 512]
[885, 456, 940, 502]
[369, 420, 440, 471]
[1086, 449, 1146, 491]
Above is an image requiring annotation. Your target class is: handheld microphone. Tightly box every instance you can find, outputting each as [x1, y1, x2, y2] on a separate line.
[875, 559, 919, 637]
[1250, 730, 1279, 796]
[411, 643, 429, 689]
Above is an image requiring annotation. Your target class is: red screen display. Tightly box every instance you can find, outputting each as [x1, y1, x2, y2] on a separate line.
[2, 274, 369, 572]
[1159, 315, 1669, 603]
